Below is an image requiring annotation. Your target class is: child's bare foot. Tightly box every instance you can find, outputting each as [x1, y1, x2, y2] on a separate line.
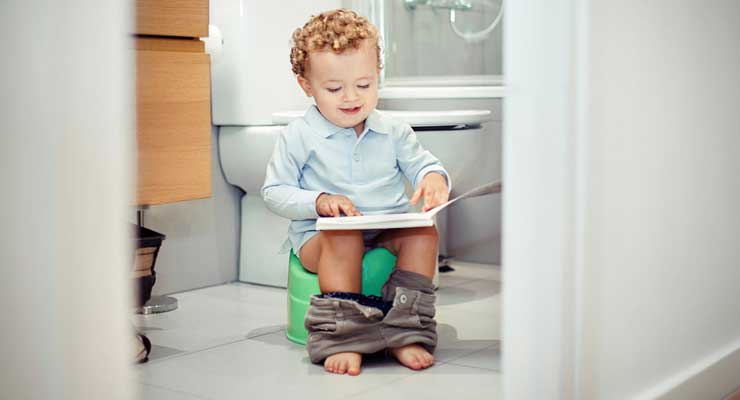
[324, 352, 362, 375]
[391, 344, 435, 370]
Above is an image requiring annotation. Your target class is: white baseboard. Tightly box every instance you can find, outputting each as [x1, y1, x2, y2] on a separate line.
[636, 338, 740, 400]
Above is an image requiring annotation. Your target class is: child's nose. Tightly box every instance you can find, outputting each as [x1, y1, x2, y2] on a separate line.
[343, 88, 359, 102]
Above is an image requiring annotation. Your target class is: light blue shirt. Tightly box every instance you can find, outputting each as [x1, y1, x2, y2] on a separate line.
[261, 105, 451, 252]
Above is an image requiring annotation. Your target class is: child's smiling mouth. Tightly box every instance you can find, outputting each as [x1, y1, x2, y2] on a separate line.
[339, 106, 362, 115]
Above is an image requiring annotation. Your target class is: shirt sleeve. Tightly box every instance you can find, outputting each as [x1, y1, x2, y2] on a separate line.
[395, 124, 452, 193]
[260, 127, 323, 220]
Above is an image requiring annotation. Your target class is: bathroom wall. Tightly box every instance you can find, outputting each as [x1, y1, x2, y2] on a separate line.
[382, 0, 503, 79]
[577, 1, 740, 397]
[503, 0, 740, 398]
[143, 126, 243, 295]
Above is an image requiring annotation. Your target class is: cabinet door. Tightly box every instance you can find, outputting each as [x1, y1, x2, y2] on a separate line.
[135, 0, 209, 37]
[136, 50, 212, 205]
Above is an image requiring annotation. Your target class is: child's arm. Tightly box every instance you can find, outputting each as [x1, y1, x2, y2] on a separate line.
[395, 124, 452, 206]
[261, 129, 324, 220]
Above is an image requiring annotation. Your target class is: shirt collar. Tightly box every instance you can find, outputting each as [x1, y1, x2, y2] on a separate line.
[304, 105, 344, 138]
[364, 109, 392, 135]
[304, 105, 392, 138]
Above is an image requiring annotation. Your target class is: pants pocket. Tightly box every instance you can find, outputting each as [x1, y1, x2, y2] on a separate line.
[383, 306, 424, 329]
[305, 300, 340, 334]
[383, 288, 436, 329]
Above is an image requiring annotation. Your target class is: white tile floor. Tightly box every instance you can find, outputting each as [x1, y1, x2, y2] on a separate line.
[133, 260, 502, 400]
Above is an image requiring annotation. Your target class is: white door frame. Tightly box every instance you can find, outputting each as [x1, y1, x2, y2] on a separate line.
[501, 0, 589, 398]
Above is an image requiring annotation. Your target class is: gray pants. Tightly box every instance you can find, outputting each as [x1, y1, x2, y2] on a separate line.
[305, 269, 437, 364]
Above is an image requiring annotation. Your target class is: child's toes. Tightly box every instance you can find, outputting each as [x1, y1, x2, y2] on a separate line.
[423, 353, 435, 367]
[337, 360, 348, 374]
[324, 360, 334, 373]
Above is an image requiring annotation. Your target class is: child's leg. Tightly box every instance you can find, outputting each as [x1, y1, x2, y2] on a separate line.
[375, 226, 439, 370]
[375, 226, 438, 279]
[299, 230, 364, 293]
[299, 231, 385, 375]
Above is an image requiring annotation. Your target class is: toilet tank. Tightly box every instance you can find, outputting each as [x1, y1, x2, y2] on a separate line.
[219, 125, 283, 193]
[210, 0, 341, 126]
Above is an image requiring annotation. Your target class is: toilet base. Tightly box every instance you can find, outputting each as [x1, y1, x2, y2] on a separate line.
[239, 194, 291, 287]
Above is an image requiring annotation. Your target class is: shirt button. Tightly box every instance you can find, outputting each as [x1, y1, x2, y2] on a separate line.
[399, 294, 408, 304]
[353, 154, 360, 162]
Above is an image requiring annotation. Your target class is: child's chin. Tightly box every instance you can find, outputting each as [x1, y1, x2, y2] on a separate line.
[336, 115, 365, 127]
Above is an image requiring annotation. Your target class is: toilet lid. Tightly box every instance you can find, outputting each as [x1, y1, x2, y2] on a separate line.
[271, 109, 492, 128]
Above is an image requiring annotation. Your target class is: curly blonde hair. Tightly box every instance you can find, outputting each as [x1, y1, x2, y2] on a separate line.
[290, 9, 382, 78]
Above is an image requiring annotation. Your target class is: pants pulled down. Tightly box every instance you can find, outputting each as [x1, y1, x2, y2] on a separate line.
[304, 269, 437, 364]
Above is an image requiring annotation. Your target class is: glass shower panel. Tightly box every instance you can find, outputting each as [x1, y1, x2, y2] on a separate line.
[381, 0, 503, 86]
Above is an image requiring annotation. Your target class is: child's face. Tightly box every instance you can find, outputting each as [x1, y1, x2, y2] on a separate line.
[297, 40, 379, 133]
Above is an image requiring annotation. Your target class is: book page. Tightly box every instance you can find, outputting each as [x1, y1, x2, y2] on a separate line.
[316, 181, 502, 230]
[425, 181, 503, 217]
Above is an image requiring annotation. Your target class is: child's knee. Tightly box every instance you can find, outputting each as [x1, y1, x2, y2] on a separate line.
[320, 230, 365, 253]
[404, 226, 439, 248]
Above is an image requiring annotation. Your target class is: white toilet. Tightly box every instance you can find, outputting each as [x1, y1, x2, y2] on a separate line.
[210, 0, 496, 287]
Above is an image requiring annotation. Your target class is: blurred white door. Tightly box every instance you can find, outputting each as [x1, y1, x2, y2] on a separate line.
[1, 1, 134, 399]
[503, 1, 740, 399]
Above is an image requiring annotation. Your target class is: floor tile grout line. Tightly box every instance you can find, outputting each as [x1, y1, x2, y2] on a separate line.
[442, 276, 502, 288]
[436, 341, 501, 365]
[341, 374, 415, 400]
[154, 280, 241, 297]
[442, 341, 502, 372]
[140, 336, 253, 366]
[140, 382, 213, 400]
[142, 327, 291, 366]
[445, 361, 502, 373]
[344, 361, 501, 399]
[244, 326, 286, 340]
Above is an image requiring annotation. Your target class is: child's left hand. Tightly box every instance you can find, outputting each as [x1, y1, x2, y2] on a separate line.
[410, 172, 449, 212]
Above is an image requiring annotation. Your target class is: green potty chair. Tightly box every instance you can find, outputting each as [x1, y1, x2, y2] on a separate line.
[286, 247, 397, 345]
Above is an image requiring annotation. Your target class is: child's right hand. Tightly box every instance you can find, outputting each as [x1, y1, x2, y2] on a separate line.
[315, 193, 363, 217]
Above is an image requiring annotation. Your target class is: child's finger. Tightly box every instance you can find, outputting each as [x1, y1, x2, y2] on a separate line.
[423, 190, 434, 211]
[435, 191, 448, 206]
[341, 202, 360, 216]
[410, 186, 423, 205]
[424, 190, 447, 212]
[320, 202, 331, 217]
[349, 204, 362, 216]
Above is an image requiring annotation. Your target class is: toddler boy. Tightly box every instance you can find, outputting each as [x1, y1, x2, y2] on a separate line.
[261, 9, 450, 376]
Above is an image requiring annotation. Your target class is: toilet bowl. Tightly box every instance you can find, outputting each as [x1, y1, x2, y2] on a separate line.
[218, 109, 492, 287]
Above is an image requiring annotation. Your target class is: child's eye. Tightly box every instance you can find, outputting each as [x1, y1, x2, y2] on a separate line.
[358, 84, 370, 89]
[327, 87, 341, 93]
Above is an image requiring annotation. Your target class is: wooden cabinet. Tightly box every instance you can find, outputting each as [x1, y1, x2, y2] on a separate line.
[134, 1, 211, 205]
[136, 0, 209, 37]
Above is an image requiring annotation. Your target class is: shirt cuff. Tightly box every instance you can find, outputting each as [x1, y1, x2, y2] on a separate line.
[297, 190, 325, 219]
[415, 166, 452, 193]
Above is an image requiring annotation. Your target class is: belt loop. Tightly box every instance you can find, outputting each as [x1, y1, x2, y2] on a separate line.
[332, 300, 344, 319]
[411, 292, 420, 314]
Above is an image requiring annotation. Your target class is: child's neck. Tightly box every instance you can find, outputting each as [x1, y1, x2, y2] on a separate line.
[353, 121, 365, 136]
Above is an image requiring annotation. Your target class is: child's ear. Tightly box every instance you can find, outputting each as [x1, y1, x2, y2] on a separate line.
[297, 76, 313, 97]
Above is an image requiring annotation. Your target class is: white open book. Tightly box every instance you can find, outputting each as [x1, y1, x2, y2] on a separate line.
[316, 181, 502, 231]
